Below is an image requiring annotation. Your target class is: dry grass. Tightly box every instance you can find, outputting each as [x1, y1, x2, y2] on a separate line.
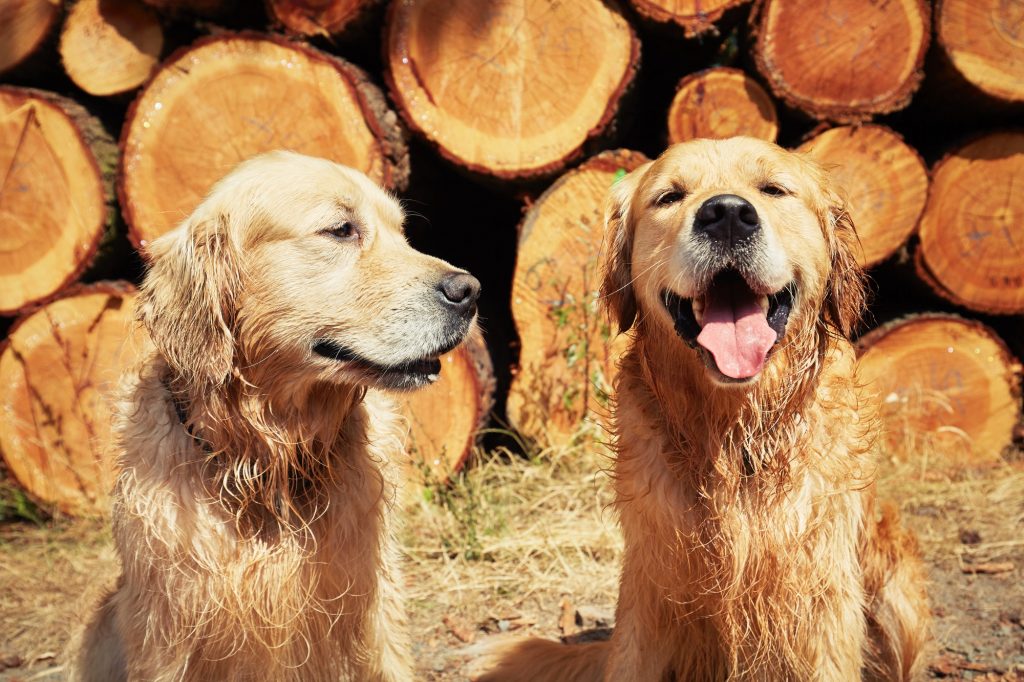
[1, 397, 1022, 680]
[398, 395, 1024, 679]
[402, 431, 622, 627]
[874, 386, 1024, 567]
[0, 519, 117, 680]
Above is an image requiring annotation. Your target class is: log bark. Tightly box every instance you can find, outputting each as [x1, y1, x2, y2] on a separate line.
[0, 86, 116, 316]
[59, 0, 163, 97]
[507, 149, 647, 449]
[798, 124, 928, 268]
[630, 0, 751, 36]
[856, 314, 1022, 470]
[936, 0, 1024, 104]
[384, 0, 639, 181]
[0, 282, 140, 516]
[118, 33, 409, 250]
[266, 0, 378, 38]
[397, 330, 494, 483]
[753, 0, 930, 122]
[915, 131, 1024, 315]
[667, 67, 778, 145]
[0, 0, 62, 77]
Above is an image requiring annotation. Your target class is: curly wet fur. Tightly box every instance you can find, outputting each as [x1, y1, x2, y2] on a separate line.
[480, 139, 929, 682]
[71, 151, 475, 681]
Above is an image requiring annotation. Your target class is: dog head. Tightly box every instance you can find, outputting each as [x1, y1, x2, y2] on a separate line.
[602, 137, 865, 386]
[139, 151, 480, 392]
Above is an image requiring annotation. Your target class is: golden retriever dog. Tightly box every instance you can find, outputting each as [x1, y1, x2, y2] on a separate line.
[480, 138, 929, 681]
[72, 151, 480, 681]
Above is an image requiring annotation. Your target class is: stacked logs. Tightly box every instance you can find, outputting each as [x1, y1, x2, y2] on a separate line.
[1, 0, 1022, 513]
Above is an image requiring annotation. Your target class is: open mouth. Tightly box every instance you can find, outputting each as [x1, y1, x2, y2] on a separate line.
[662, 269, 795, 382]
[312, 338, 443, 389]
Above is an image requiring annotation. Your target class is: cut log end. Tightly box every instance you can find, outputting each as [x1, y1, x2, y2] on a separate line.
[667, 68, 778, 145]
[397, 331, 494, 483]
[799, 124, 927, 268]
[385, 0, 639, 180]
[0, 86, 114, 316]
[59, 0, 163, 97]
[508, 149, 648, 448]
[119, 33, 409, 250]
[856, 314, 1023, 471]
[0, 283, 140, 516]
[266, 0, 375, 37]
[755, 0, 930, 121]
[937, 0, 1024, 103]
[0, 0, 61, 76]
[916, 131, 1024, 315]
[630, 0, 750, 36]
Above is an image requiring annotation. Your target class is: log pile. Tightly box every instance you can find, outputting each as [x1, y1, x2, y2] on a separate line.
[0, 86, 115, 315]
[915, 132, 1024, 315]
[0, 1, 63, 78]
[1, 1, 1022, 514]
[798, 125, 928, 268]
[935, 0, 1024, 104]
[0, 283, 140, 515]
[667, 67, 778, 144]
[857, 315, 1022, 471]
[753, 0, 931, 121]
[384, 0, 639, 180]
[120, 33, 409, 249]
[507, 149, 645, 448]
[59, 0, 163, 97]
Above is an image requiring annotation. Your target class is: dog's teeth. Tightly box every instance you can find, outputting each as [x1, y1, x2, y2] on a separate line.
[692, 300, 704, 326]
[759, 296, 769, 314]
[427, 373, 439, 382]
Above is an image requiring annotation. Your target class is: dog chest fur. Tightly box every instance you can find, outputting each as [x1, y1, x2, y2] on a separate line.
[93, 361, 406, 681]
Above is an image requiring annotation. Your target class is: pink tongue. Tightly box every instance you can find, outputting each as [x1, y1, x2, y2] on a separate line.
[696, 282, 777, 380]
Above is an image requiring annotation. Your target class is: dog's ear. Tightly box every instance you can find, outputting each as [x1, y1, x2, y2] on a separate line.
[821, 187, 867, 338]
[137, 208, 240, 387]
[601, 162, 651, 332]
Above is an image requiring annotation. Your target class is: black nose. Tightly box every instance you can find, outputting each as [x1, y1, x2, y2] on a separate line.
[438, 272, 481, 315]
[693, 194, 760, 247]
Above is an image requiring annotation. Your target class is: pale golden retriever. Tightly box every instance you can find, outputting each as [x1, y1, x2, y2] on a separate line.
[480, 138, 929, 681]
[72, 151, 480, 681]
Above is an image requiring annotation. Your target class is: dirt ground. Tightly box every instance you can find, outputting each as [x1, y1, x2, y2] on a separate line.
[0, 446, 1021, 681]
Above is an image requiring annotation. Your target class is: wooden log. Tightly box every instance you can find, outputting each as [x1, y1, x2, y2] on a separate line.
[119, 33, 409, 250]
[0, 282, 141, 516]
[915, 132, 1024, 315]
[384, 0, 639, 181]
[59, 0, 163, 97]
[667, 67, 778, 145]
[856, 314, 1022, 470]
[753, 0, 930, 122]
[0, 0, 62, 77]
[630, 0, 751, 36]
[798, 124, 927, 268]
[507, 149, 647, 449]
[266, 0, 377, 38]
[936, 0, 1024, 103]
[0, 86, 115, 316]
[397, 331, 494, 483]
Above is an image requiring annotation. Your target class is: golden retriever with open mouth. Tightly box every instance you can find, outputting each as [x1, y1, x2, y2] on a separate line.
[480, 138, 929, 681]
[72, 151, 480, 682]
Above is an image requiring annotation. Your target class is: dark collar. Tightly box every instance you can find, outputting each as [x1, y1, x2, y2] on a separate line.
[162, 376, 212, 453]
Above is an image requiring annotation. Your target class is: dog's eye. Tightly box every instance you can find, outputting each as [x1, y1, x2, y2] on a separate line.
[656, 190, 685, 206]
[322, 222, 359, 241]
[759, 183, 789, 197]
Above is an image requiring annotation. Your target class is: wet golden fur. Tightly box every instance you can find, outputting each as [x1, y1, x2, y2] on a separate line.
[72, 152, 476, 681]
[480, 138, 930, 681]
